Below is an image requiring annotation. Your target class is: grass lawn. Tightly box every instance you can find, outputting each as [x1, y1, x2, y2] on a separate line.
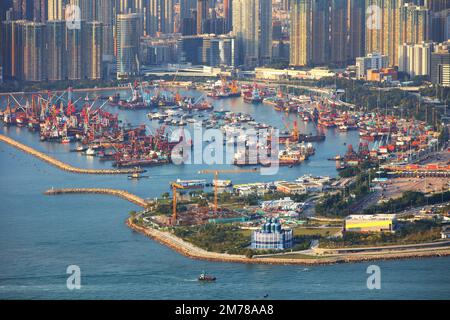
[292, 227, 342, 237]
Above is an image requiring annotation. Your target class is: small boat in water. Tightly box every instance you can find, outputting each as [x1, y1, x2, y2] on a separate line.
[198, 272, 216, 282]
[128, 172, 149, 180]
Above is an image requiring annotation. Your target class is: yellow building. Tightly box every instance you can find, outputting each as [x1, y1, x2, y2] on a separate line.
[344, 214, 396, 233]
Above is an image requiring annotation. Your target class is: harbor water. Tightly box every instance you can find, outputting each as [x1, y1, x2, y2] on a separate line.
[0, 91, 449, 299]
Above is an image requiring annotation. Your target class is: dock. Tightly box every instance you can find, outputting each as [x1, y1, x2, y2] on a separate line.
[44, 188, 148, 208]
[0, 134, 144, 175]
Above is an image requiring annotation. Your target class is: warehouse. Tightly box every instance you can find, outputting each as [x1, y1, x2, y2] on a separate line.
[344, 214, 397, 233]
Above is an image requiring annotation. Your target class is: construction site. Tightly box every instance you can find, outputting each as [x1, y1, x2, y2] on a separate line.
[150, 168, 260, 227]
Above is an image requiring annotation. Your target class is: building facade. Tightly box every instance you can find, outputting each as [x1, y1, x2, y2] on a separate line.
[117, 13, 140, 79]
[84, 21, 103, 79]
[46, 20, 66, 81]
[22, 22, 46, 81]
[398, 41, 433, 77]
[232, 0, 272, 67]
[431, 41, 450, 87]
[251, 218, 293, 250]
[344, 214, 396, 232]
[355, 52, 389, 79]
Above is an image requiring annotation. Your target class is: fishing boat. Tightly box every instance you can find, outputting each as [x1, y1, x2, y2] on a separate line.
[85, 147, 97, 156]
[61, 137, 71, 144]
[198, 272, 216, 282]
[243, 87, 263, 103]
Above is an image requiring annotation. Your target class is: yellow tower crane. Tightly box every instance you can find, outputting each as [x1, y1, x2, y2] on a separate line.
[198, 168, 259, 213]
[171, 182, 184, 226]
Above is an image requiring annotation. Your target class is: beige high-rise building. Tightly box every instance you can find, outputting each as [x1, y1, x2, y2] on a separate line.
[290, 0, 329, 66]
[48, 0, 64, 21]
[233, 0, 272, 67]
[46, 20, 66, 81]
[22, 22, 46, 82]
[399, 3, 431, 45]
[66, 20, 84, 80]
[365, 0, 403, 67]
[84, 21, 103, 79]
[347, 0, 366, 61]
[330, 0, 348, 65]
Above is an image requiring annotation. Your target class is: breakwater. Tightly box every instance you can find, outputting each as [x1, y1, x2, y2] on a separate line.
[0, 134, 143, 174]
[44, 188, 149, 208]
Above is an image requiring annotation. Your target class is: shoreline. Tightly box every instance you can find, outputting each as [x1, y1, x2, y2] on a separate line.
[2, 130, 449, 266]
[0, 134, 143, 175]
[126, 217, 450, 266]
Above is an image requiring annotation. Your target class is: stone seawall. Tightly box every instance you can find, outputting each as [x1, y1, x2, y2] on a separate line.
[44, 188, 148, 208]
[0, 134, 143, 174]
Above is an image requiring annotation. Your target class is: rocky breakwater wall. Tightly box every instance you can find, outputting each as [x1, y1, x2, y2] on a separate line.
[0, 134, 144, 174]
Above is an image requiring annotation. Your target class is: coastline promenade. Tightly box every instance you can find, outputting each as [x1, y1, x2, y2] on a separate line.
[41, 185, 450, 266]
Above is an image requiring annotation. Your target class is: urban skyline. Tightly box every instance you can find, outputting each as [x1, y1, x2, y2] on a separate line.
[0, 0, 448, 85]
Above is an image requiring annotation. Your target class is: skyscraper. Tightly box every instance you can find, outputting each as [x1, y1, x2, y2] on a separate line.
[84, 21, 103, 79]
[22, 22, 46, 82]
[116, 13, 140, 79]
[233, 0, 272, 67]
[399, 3, 431, 45]
[398, 41, 433, 77]
[48, 0, 64, 21]
[46, 20, 66, 81]
[98, 0, 115, 57]
[1, 20, 24, 80]
[33, 0, 47, 22]
[290, 0, 329, 66]
[347, 0, 366, 61]
[146, 0, 159, 36]
[160, 0, 174, 33]
[66, 20, 84, 80]
[12, 0, 33, 20]
[430, 41, 450, 87]
[224, 0, 232, 32]
[180, 0, 197, 19]
[330, 0, 348, 65]
[365, 0, 403, 67]
[424, 0, 450, 13]
[197, 0, 208, 34]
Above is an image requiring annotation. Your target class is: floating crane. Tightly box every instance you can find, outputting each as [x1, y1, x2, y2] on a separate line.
[198, 168, 259, 213]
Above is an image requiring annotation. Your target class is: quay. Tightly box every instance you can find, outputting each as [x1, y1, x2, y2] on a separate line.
[44, 188, 149, 208]
[0, 134, 144, 175]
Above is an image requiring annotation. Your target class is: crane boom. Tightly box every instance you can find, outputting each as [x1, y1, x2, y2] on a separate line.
[198, 168, 259, 213]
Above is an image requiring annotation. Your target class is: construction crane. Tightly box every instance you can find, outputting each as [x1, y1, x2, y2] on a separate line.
[171, 182, 184, 226]
[198, 168, 259, 213]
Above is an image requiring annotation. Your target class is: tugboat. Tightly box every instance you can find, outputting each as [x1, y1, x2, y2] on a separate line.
[128, 168, 149, 180]
[198, 272, 216, 282]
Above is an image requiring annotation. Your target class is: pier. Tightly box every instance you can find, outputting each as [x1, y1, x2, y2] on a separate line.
[44, 188, 149, 208]
[0, 134, 144, 175]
